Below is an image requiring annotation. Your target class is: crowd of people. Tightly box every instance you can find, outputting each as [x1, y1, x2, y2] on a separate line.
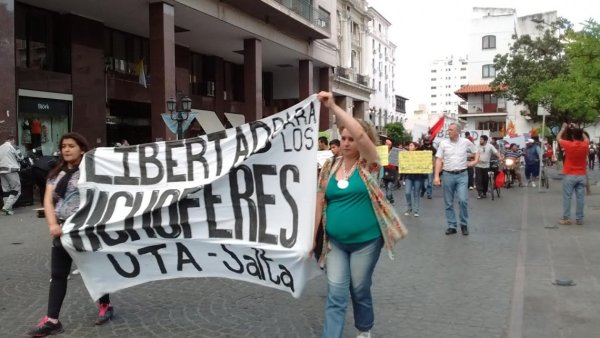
[0, 90, 594, 337]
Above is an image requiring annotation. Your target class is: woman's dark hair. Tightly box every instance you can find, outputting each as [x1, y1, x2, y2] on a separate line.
[47, 132, 90, 180]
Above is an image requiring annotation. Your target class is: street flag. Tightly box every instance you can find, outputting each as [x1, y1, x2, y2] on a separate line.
[135, 59, 147, 88]
[428, 116, 445, 142]
[60, 95, 322, 300]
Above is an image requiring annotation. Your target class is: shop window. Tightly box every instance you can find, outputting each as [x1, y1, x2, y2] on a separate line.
[18, 97, 71, 154]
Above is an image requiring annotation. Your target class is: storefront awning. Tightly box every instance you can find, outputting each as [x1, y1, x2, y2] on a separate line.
[225, 113, 245, 128]
[193, 109, 225, 134]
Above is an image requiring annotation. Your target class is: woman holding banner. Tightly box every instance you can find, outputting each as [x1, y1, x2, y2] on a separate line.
[314, 92, 407, 338]
[28, 133, 114, 337]
[403, 142, 427, 217]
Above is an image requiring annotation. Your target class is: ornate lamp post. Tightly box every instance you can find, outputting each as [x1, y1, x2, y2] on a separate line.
[166, 96, 192, 140]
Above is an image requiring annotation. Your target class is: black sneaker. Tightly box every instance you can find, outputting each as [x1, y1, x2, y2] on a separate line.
[461, 225, 469, 236]
[445, 228, 457, 235]
[27, 316, 64, 337]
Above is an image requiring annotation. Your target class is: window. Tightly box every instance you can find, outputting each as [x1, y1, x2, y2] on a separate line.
[430, 86, 437, 89]
[190, 53, 217, 97]
[482, 64, 496, 78]
[460, 67, 467, 71]
[431, 78, 436, 81]
[460, 76, 467, 79]
[482, 35, 496, 49]
[105, 28, 149, 76]
[15, 3, 70, 73]
[431, 69, 437, 73]
[431, 94, 437, 98]
[483, 94, 498, 104]
[431, 103, 437, 106]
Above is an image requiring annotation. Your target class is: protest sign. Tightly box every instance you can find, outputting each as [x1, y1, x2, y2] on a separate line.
[399, 151, 433, 174]
[317, 150, 334, 168]
[377, 145, 389, 166]
[61, 95, 322, 300]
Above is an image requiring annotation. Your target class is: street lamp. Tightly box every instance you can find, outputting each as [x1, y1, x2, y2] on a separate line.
[166, 96, 192, 140]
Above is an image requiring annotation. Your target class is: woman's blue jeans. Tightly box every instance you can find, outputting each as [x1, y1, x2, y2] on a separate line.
[405, 176, 423, 213]
[323, 237, 383, 338]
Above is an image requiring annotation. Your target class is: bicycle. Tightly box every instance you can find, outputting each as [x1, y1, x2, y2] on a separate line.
[487, 160, 501, 200]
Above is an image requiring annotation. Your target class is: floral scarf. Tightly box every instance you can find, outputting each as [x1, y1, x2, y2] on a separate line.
[317, 156, 408, 264]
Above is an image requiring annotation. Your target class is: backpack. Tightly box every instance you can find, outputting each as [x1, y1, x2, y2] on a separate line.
[590, 146, 596, 155]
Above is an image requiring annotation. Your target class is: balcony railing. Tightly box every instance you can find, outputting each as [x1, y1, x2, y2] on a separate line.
[274, 0, 330, 31]
[335, 66, 370, 87]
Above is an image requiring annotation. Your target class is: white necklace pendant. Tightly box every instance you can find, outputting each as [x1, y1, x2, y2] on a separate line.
[337, 179, 349, 189]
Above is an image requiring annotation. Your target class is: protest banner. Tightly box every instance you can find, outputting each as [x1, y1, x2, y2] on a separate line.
[61, 95, 322, 300]
[399, 151, 433, 174]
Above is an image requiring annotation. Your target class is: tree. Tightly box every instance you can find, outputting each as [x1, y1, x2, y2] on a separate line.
[529, 20, 600, 128]
[492, 18, 573, 132]
[385, 122, 412, 146]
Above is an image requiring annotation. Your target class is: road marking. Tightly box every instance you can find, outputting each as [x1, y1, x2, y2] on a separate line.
[508, 192, 527, 338]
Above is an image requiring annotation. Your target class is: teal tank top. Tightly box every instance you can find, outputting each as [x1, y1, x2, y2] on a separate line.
[325, 169, 381, 244]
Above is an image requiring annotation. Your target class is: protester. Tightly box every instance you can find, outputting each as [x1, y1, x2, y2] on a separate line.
[420, 138, 435, 199]
[557, 123, 589, 225]
[403, 142, 426, 217]
[524, 138, 541, 187]
[27, 133, 114, 337]
[433, 123, 479, 236]
[589, 141, 596, 170]
[0, 136, 22, 215]
[382, 139, 399, 203]
[464, 131, 476, 190]
[314, 91, 407, 338]
[329, 139, 340, 157]
[475, 135, 502, 199]
[318, 136, 329, 151]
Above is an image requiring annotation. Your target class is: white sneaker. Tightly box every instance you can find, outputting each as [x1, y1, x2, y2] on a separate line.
[531, 182, 536, 188]
[71, 269, 80, 275]
[357, 331, 371, 338]
[413, 212, 419, 217]
[404, 210, 411, 216]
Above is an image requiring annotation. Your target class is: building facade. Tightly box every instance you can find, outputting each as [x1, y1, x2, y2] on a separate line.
[330, 0, 373, 131]
[366, 6, 398, 131]
[456, 8, 557, 139]
[426, 55, 468, 118]
[0, 0, 337, 152]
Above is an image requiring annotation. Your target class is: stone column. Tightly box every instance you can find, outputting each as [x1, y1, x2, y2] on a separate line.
[149, 2, 176, 141]
[70, 15, 106, 146]
[318, 67, 331, 131]
[244, 38, 262, 122]
[299, 60, 313, 100]
[0, 0, 16, 140]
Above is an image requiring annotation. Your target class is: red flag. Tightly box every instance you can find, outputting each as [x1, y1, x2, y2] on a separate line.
[428, 116, 445, 142]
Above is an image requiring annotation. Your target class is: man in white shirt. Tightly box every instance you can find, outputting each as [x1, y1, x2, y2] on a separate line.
[475, 135, 503, 199]
[433, 123, 479, 235]
[0, 136, 22, 215]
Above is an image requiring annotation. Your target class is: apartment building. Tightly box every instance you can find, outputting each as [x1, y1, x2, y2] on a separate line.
[426, 56, 468, 119]
[330, 0, 374, 129]
[0, 0, 337, 151]
[366, 6, 398, 131]
[455, 8, 557, 139]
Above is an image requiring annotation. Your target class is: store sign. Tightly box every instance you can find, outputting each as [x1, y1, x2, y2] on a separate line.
[19, 96, 71, 115]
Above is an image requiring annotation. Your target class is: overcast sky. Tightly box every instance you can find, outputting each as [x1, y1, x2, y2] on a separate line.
[366, 0, 600, 113]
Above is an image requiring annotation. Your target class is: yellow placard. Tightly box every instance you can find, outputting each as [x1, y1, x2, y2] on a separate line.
[399, 150, 433, 174]
[377, 145, 389, 166]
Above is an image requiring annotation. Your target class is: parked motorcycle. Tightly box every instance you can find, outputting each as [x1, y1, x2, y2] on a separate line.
[503, 157, 517, 188]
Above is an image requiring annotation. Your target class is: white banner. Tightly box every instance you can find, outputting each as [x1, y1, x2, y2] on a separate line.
[61, 95, 322, 300]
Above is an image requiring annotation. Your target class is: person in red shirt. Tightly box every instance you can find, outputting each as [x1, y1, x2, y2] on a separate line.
[557, 123, 589, 225]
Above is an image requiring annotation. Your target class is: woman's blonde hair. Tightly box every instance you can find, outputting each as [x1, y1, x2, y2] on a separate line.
[338, 119, 379, 146]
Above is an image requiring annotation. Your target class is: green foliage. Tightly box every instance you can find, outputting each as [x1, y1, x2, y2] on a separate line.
[530, 20, 600, 128]
[384, 122, 412, 145]
[490, 18, 568, 129]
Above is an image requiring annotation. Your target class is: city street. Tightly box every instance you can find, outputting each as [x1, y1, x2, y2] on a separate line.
[2, 166, 600, 338]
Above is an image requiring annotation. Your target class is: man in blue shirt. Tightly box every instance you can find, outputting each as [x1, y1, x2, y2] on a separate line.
[524, 139, 541, 187]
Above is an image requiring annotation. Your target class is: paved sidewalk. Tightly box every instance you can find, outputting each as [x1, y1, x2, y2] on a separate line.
[1, 168, 599, 337]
